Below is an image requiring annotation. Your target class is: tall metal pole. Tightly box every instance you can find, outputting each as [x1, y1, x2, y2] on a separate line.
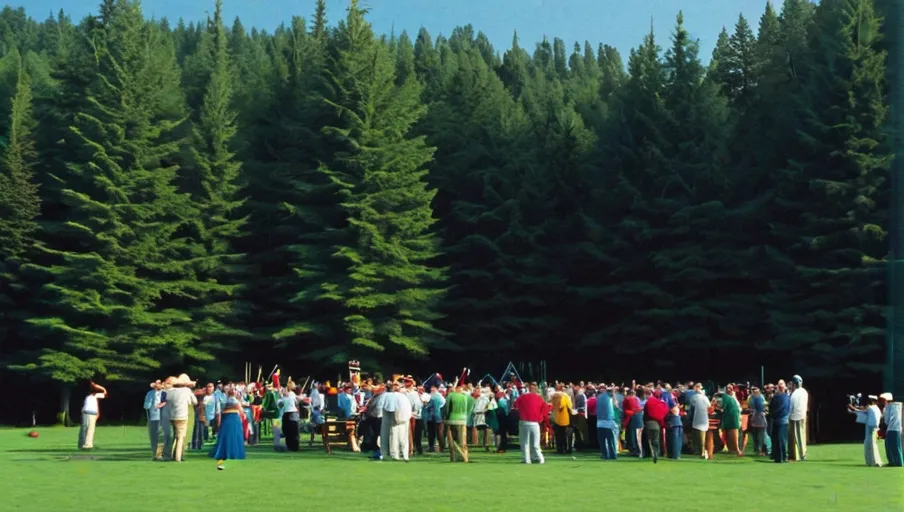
[887, 0, 904, 398]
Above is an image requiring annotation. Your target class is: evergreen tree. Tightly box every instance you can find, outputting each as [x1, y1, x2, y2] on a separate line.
[16, 0, 194, 388]
[179, 0, 249, 361]
[319, 0, 446, 364]
[0, 61, 40, 378]
[764, 0, 890, 376]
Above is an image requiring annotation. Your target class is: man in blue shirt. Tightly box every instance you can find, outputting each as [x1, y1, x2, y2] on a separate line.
[769, 380, 791, 463]
[143, 380, 163, 460]
[595, 386, 618, 460]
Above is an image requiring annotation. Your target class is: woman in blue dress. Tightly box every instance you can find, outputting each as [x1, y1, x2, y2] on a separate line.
[210, 387, 246, 470]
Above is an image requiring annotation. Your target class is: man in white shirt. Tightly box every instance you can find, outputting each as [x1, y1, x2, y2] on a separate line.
[388, 382, 412, 461]
[789, 375, 809, 461]
[79, 380, 108, 450]
[278, 388, 304, 452]
[880, 393, 902, 467]
[380, 382, 398, 460]
[161, 374, 198, 462]
[404, 380, 423, 457]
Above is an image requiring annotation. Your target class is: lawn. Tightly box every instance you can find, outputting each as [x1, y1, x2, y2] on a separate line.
[0, 426, 901, 512]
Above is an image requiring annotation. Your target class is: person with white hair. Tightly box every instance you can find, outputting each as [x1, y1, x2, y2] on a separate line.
[788, 375, 809, 461]
[769, 380, 791, 463]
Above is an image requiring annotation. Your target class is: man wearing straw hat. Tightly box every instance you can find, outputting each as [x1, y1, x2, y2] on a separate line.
[161, 374, 198, 462]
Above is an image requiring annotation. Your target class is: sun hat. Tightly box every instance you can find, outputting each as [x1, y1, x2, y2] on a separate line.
[176, 373, 196, 387]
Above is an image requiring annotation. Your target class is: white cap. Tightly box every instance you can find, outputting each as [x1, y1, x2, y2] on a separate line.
[880, 393, 894, 401]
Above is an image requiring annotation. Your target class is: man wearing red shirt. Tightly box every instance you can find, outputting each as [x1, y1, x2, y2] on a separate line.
[643, 390, 669, 463]
[622, 389, 643, 456]
[513, 382, 546, 464]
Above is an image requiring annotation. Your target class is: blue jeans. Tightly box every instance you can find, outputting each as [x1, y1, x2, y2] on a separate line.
[668, 426, 683, 459]
[772, 422, 788, 463]
[191, 413, 205, 449]
[885, 430, 903, 467]
[597, 427, 617, 459]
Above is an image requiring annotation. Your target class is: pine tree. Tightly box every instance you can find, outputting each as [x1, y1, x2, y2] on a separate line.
[764, 0, 890, 376]
[319, 0, 446, 365]
[17, 0, 194, 386]
[179, 0, 249, 360]
[0, 62, 39, 259]
[0, 61, 40, 379]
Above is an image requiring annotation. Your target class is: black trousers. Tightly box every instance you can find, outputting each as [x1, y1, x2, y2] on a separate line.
[413, 419, 424, 454]
[282, 412, 300, 452]
[554, 424, 572, 454]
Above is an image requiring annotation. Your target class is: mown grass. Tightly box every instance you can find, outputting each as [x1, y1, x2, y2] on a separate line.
[0, 426, 901, 512]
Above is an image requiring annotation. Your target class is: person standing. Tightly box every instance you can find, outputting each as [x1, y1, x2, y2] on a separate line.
[278, 386, 303, 452]
[425, 386, 445, 453]
[379, 381, 399, 461]
[688, 384, 711, 459]
[595, 386, 618, 460]
[572, 386, 588, 450]
[551, 384, 573, 454]
[788, 375, 809, 461]
[161, 374, 198, 462]
[769, 380, 791, 463]
[444, 385, 470, 463]
[718, 390, 743, 457]
[210, 387, 246, 470]
[143, 380, 163, 459]
[622, 389, 643, 457]
[664, 389, 683, 459]
[79, 380, 108, 450]
[389, 382, 412, 461]
[849, 395, 884, 467]
[748, 387, 768, 456]
[514, 382, 545, 464]
[643, 390, 668, 463]
[880, 394, 902, 467]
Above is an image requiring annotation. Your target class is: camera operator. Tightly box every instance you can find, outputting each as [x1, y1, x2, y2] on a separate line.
[847, 395, 883, 467]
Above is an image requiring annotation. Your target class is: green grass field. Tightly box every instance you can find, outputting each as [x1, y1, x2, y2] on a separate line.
[0, 426, 901, 511]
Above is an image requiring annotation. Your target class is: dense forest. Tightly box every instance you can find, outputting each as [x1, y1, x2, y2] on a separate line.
[0, 0, 898, 419]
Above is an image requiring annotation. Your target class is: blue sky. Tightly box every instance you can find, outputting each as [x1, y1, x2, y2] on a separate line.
[20, 0, 771, 62]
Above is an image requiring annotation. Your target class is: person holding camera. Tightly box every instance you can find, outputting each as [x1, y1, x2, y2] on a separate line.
[848, 395, 883, 467]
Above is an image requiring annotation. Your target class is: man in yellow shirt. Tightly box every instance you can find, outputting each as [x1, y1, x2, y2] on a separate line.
[551, 384, 573, 454]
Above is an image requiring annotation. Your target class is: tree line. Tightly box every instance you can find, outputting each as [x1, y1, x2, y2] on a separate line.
[0, 0, 895, 411]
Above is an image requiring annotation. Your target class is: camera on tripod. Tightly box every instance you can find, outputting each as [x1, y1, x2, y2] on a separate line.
[847, 393, 862, 406]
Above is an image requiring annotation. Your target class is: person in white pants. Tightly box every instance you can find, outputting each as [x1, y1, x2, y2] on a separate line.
[78, 381, 107, 450]
[389, 382, 412, 461]
[513, 382, 545, 464]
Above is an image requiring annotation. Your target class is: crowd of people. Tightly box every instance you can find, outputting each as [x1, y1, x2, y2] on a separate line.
[77, 369, 903, 471]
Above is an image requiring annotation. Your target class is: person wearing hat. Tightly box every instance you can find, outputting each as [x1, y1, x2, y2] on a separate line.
[880, 393, 902, 467]
[161, 374, 199, 462]
[144, 380, 164, 459]
[848, 395, 884, 467]
[788, 375, 809, 461]
[78, 379, 108, 450]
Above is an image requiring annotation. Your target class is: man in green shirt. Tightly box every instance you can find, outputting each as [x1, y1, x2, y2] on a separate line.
[444, 386, 470, 463]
